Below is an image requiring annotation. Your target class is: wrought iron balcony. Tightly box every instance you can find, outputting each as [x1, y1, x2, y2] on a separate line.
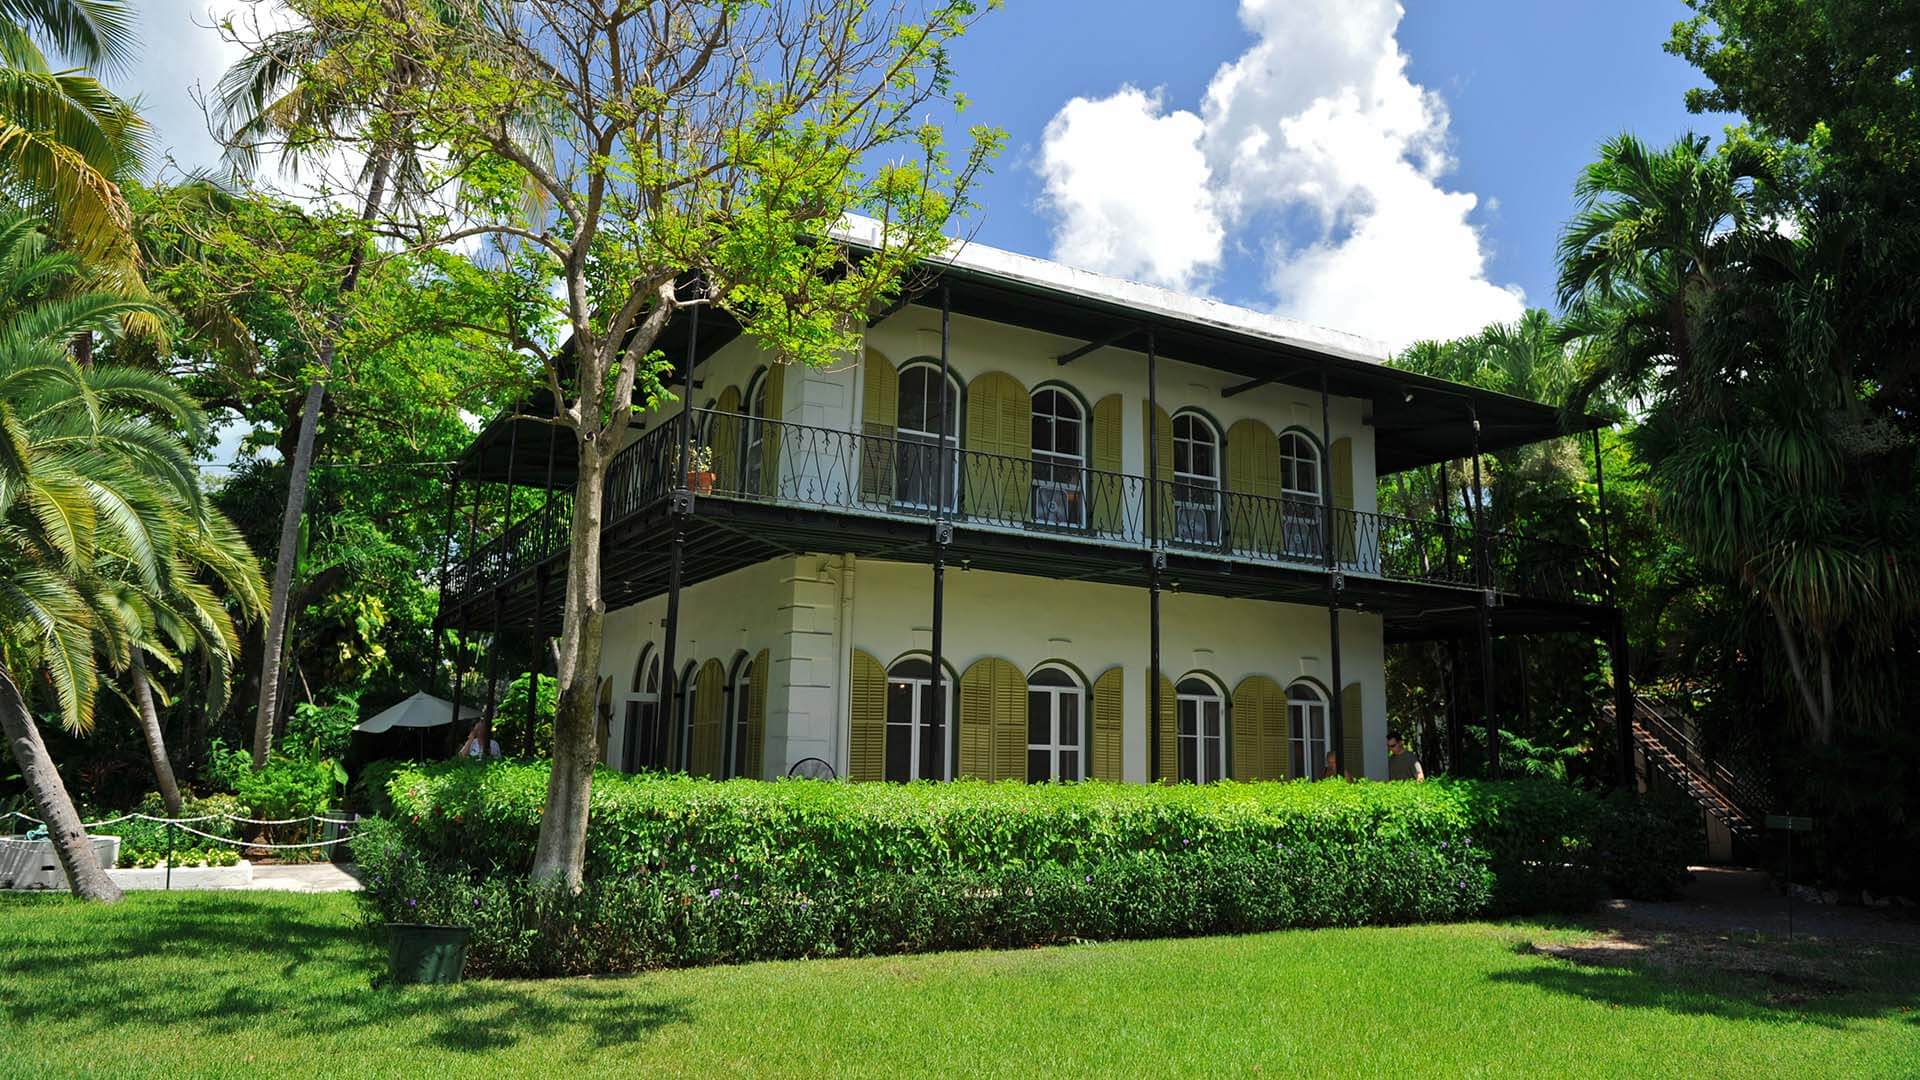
[446, 409, 1606, 610]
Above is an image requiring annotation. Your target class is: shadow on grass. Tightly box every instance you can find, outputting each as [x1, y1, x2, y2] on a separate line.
[0, 894, 692, 1056]
[1492, 932, 1920, 1031]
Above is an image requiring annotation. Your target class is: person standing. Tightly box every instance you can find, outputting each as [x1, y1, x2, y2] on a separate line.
[1386, 732, 1424, 781]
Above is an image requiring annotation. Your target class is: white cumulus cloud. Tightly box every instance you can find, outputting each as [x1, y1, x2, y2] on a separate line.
[1036, 0, 1523, 349]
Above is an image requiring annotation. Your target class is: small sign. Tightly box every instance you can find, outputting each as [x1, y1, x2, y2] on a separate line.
[1765, 814, 1813, 832]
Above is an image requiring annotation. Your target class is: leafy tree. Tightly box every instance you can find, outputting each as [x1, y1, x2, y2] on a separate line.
[235, 0, 1005, 886]
[0, 211, 205, 901]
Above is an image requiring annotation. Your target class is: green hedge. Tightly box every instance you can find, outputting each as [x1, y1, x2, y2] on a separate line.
[357, 762, 1691, 977]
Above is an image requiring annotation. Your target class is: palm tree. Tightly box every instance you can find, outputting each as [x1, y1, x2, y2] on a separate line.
[1556, 134, 1919, 740]
[0, 209, 201, 900]
[0, 0, 148, 280]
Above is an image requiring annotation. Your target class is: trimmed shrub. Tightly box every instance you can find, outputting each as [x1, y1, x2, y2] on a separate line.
[352, 763, 1689, 978]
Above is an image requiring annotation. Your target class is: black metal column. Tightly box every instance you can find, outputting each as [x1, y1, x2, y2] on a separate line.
[480, 421, 520, 755]
[527, 421, 558, 758]
[660, 301, 699, 772]
[930, 286, 952, 777]
[1319, 362, 1345, 778]
[1146, 330, 1163, 782]
[1469, 406, 1497, 778]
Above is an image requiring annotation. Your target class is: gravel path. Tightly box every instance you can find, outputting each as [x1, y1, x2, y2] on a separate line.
[1595, 866, 1920, 946]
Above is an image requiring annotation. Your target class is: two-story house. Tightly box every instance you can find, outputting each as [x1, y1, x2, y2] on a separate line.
[440, 231, 1624, 786]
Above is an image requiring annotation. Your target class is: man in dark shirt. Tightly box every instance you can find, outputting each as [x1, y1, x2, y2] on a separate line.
[1386, 732, 1424, 781]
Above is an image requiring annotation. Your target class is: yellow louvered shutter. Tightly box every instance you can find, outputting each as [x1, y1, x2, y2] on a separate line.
[711, 385, 742, 493]
[1148, 669, 1176, 782]
[1226, 419, 1282, 554]
[963, 371, 1030, 522]
[1229, 675, 1281, 781]
[1090, 394, 1123, 534]
[861, 349, 898, 504]
[1143, 400, 1174, 542]
[848, 649, 886, 781]
[745, 648, 769, 780]
[1341, 680, 1364, 779]
[957, 657, 1026, 781]
[760, 365, 786, 493]
[1330, 436, 1356, 565]
[1090, 666, 1124, 781]
[690, 659, 726, 778]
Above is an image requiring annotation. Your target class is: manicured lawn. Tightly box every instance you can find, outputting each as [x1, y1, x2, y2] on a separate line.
[2, 892, 1915, 1078]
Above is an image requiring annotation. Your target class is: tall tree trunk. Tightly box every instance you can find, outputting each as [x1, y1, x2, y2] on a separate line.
[0, 670, 121, 901]
[530, 446, 607, 888]
[250, 151, 394, 769]
[130, 653, 183, 817]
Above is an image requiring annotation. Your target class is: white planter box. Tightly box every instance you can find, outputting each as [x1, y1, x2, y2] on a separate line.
[107, 860, 254, 891]
[0, 835, 121, 889]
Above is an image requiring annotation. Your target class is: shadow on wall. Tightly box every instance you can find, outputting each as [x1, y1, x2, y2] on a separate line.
[0, 895, 693, 1054]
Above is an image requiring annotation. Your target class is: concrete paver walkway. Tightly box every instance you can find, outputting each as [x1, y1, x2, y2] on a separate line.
[234, 863, 363, 892]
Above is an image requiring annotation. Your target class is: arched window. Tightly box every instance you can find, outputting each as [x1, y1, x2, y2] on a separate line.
[1279, 431, 1324, 559]
[728, 654, 754, 779]
[678, 660, 699, 773]
[1030, 387, 1086, 528]
[885, 656, 951, 781]
[896, 363, 960, 511]
[1172, 412, 1222, 545]
[742, 370, 770, 495]
[623, 646, 662, 772]
[1287, 680, 1332, 779]
[1176, 676, 1226, 783]
[1026, 665, 1084, 781]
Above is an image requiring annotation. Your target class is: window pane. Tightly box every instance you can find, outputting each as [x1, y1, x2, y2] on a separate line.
[887, 680, 915, 725]
[1178, 738, 1197, 784]
[886, 722, 910, 782]
[1177, 700, 1196, 737]
[1029, 692, 1051, 744]
[1203, 706, 1220, 738]
[1059, 695, 1080, 747]
[1029, 748, 1050, 783]
[1060, 750, 1079, 780]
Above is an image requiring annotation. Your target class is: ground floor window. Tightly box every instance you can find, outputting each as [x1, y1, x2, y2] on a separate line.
[1176, 676, 1225, 783]
[623, 651, 662, 772]
[1288, 681, 1331, 779]
[885, 657, 950, 781]
[1026, 665, 1083, 781]
[729, 657, 753, 779]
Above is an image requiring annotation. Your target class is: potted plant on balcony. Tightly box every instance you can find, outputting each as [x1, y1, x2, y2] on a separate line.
[681, 444, 716, 494]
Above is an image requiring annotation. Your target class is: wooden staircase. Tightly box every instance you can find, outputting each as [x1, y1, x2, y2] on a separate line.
[1609, 696, 1767, 839]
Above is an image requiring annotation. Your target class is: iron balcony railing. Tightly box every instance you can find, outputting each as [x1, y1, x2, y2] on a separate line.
[448, 408, 1608, 608]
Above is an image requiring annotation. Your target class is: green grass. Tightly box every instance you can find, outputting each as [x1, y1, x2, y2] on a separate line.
[2, 893, 1915, 1078]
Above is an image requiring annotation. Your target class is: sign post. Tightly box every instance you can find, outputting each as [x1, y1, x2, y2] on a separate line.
[1765, 814, 1813, 942]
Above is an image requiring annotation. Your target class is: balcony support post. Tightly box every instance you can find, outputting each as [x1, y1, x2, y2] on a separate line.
[660, 302, 701, 772]
[930, 286, 952, 773]
[1469, 406, 1497, 778]
[480, 421, 520, 754]
[527, 420, 559, 758]
[1320, 362, 1345, 777]
[1436, 459, 1453, 578]
[450, 466, 481, 739]
[1146, 330, 1163, 782]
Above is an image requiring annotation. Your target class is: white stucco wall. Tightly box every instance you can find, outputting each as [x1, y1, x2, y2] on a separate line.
[598, 553, 1388, 782]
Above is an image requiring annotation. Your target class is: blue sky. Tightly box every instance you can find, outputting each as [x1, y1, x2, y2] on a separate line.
[126, 0, 1731, 352]
[926, 0, 1731, 347]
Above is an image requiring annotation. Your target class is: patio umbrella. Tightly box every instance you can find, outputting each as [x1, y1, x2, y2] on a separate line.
[353, 691, 479, 734]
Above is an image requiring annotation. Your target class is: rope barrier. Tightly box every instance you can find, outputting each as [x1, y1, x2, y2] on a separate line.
[9, 810, 355, 829]
[166, 822, 356, 850]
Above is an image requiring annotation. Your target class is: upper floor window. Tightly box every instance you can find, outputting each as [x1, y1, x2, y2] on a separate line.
[885, 656, 951, 781]
[896, 363, 960, 512]
[1030, 388, 1085, 528]
[1176, 676, 1226, 783]
[1279, 432, 1321, 501]
[741, 370, 772, 496]
[1026, 665, 1084, 781]
[1172, 412, 1221, 545]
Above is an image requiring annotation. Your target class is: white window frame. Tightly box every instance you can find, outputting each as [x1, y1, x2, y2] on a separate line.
[678, 662, 699, 773]
[742, 371, 769, 495]
[1279, 430, 1324, 559]
[1176, 677, 1226, 783]
[1288, 681, 1331, 779]
[1171, 413, 1222, 545]
[895, 363, 960, 513]
[1026, 666, 1085, 782]
[1029, 388, 1086, 529]
[885, 658, 953, 782]
[728, 656, 753, 779]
